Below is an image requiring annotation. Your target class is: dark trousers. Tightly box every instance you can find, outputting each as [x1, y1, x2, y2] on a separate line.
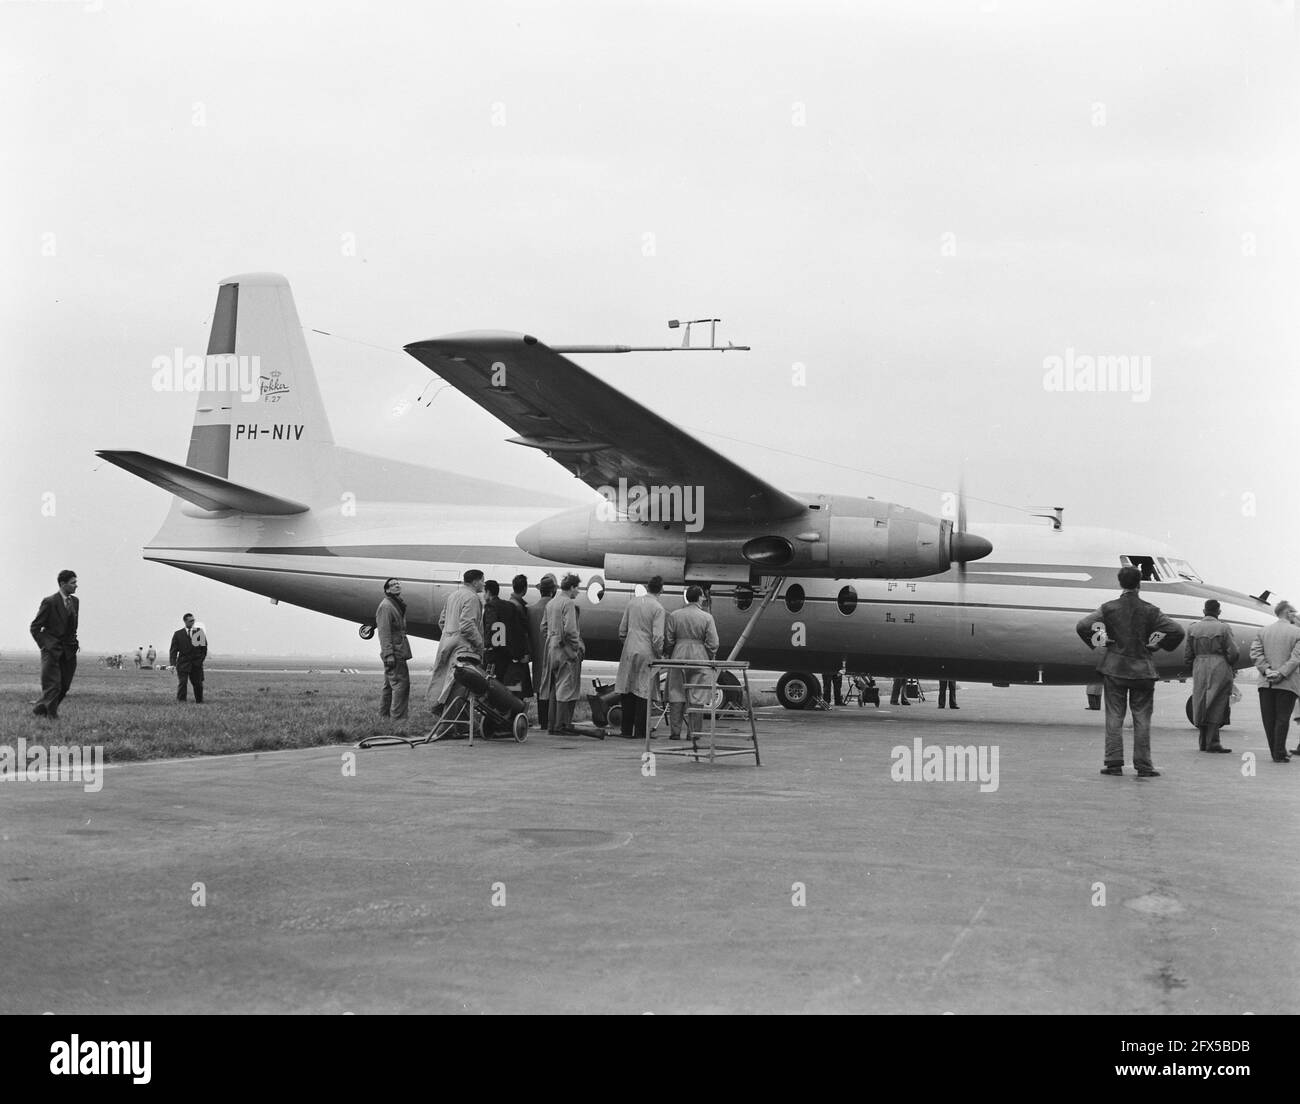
[379, 657, 409, 718]
[36, 647, 76, 715]
[1103, 676, 1155, 770]
[620, 693, 649, 739]
[176, 658, 206, 702]
[550, 699, 574, 732]
[537, 699, 549, 728]
[1197, 723, 1226, 751]
[1257, 688, 1297, 761]
[938, 680, 957, 707]
[890, 678, 910, 705]
[821, 673, 843, 705]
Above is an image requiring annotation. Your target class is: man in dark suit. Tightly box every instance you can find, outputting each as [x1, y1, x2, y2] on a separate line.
[506, 574, 534, 703]
[169, 613, 208, 703]
[482, 580, 515, 682]
[29, 569, 80, 719]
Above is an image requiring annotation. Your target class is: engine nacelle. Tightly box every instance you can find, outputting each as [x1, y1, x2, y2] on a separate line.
[515, 492, 991, 580]
[825, 511, 950, 578]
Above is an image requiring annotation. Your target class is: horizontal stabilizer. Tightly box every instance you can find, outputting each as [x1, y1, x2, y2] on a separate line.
[97, 450, 309, 515]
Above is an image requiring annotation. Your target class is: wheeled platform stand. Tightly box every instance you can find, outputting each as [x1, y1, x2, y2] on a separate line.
[647, 659, 760, 766]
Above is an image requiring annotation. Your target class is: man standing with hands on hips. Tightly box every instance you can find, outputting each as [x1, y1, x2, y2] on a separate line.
[1076, 565, 1185, 777]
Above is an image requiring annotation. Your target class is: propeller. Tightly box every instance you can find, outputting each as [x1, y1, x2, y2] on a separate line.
[949, 474, 993, 606]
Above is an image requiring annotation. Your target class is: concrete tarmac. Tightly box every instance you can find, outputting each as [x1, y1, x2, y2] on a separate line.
[2, 684, 1295, 1014]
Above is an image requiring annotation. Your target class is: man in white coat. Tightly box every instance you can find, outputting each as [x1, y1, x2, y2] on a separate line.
[427, 569, 486, 711]
[664, 585, 719, 740]
[615, 575, 666, 739]
[542, 573, 584, 734]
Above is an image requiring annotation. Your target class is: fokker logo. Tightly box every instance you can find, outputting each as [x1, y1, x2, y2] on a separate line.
[259, 370, 292, 404]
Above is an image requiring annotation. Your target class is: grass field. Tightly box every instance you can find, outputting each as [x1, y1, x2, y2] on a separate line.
[0, 655, 624, 761]
[0, 656, 435, 761]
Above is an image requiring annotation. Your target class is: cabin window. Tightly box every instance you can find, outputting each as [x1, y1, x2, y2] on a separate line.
[735, 585, 754, 612]
[586, 576, 605, 604]
[784, 583, 805, 613]
[837, 586, 858, 615]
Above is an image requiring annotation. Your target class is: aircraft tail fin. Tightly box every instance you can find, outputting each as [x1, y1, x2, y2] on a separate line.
[96, 450, 309, 515]
[176, 272, 337, 505]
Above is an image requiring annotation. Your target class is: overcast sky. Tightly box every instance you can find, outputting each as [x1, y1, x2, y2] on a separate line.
[2, 0, 1296, 658]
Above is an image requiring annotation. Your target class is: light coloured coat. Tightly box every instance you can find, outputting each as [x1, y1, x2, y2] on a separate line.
[427, 585, 484, 705]
[529, 593, 553, 699]
[541, 593, 584, 702]
[615, 594, 665, 698]
[1250, 617, 1300, 697]
[664, 603, 719, 704]
[1184, 616, 1237, 726]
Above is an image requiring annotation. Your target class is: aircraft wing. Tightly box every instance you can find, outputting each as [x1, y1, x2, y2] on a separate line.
[404, 332, 805, 523]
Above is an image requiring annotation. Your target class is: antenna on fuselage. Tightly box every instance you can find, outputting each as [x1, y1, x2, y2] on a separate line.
[1030, 506, 1064, 531]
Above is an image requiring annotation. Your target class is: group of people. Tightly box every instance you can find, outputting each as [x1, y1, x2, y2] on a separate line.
[375, 569, 588, 735]
[375, 569, 586, 733]
[29, 569, 209, 717]
[375, 570, 722, 740]
[1076, 566, 1300, 776]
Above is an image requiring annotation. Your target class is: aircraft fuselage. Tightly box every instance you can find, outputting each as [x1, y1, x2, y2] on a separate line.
[144, 507, 1275, 685]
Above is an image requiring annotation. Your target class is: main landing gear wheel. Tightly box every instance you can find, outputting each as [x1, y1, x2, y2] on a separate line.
[706, 670, 744, 711]
[358, 623, 376, 640]
[776, 671, 817, 710]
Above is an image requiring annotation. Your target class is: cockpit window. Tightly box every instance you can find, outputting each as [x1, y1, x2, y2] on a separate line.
[1121, 555, 1201, 584]
[1122, 555, 1161, 581]
[1163, 557, 1202, 583]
